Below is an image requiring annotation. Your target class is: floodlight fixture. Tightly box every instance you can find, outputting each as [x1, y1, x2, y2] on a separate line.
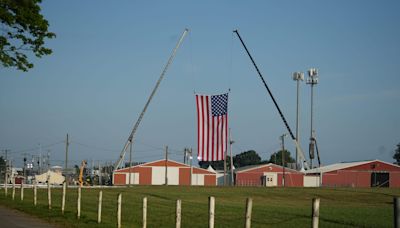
[292, 72, 304, 81]
[306, 68, 319, 85]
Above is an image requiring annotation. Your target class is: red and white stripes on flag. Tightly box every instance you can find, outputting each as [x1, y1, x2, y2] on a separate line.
[196, 93, 228, 161]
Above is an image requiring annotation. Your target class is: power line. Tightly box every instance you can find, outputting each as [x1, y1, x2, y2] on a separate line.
[7, 141, 64, 154]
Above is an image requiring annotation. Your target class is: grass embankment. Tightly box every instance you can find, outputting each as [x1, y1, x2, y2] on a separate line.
[0, 186, 398, 227]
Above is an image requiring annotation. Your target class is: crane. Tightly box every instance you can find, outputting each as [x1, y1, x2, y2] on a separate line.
[113, 29, 189, 171]
[233, 30, 310, 170]
[78, 160, 87, 187]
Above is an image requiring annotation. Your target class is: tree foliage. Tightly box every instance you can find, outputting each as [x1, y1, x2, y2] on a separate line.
[199, 150, 262, 170]
[0, 156, 5, 171]
[0, 156, 5, 182]
[393, 143, 400, 165]
[0, 0, 55, 71]
[233, 150, 261, 168]
[268, 149, 295, 166]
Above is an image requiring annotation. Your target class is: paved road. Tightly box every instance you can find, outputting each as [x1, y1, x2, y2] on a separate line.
[0, 205, 57, 228]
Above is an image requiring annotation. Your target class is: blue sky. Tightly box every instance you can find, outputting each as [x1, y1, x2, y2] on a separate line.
[1, 1, 399, 168]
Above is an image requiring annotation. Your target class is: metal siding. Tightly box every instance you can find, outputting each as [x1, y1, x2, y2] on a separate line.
[390, 172, 400, 187]
[113, 173, 126, 185]
[204, 175, 216, 186]
[304, 176, 320, 187]
[139, 167, 152, 185]
[323, 171, 370, 187]
[151, 167, 179, 185]
[179, 168, 190, 185]
[152, 167, 166, 185]
[168, 167, 179, 185]
[191, 174, 204, 186]
[126, 173, 139, 185]
[236, 173, 262, 186]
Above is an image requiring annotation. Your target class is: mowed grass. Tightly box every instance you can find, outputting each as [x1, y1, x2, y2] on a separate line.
[0, 186, 399, 227]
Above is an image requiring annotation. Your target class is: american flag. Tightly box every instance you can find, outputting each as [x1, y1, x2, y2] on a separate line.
[195, 93, 228, 161]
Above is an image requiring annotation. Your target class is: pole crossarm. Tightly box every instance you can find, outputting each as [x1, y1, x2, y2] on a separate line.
[233, 30, 309, 170]
[113, 29, 189, 170]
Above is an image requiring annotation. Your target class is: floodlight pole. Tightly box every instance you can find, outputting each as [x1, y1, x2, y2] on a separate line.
[293, 72, 304, 170]
[306, 68, 319, 168]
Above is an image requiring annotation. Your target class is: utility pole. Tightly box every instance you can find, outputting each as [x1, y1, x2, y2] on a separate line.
[65, 134, 69, 170]
[129, 142, 132, 186]
[293, 72, 304, 170]
[280, 134, 287, 187]
[22, 153, 29, 184]
[2, 149, 10, 186]
[65, 134, 69, 186]
[39, 143, 42, 174]
[224, 151, 227, 186]
[183, 148, 187, 165]
[98, 161, 102, 186]
[189, 148, 193, 186]
[47, 150, 51, 171]
[165, 146, 168, 186]
[229, 129, 235, 186]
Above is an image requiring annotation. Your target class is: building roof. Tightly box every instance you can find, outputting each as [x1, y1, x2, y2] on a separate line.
[235, 163, 302, 174]
[305, 159, 400, 174]
[114, 159, 215, 175]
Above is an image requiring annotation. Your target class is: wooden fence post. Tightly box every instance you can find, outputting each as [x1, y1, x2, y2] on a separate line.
[98, 190, 102, 224]
[209, 196, 215, 228]
[20, 183, 24, 201]
[61, 182, 66, 214]
[311, 198, 320, 228]
[117, 193, 122, 228]
[176, 199, 182, 228]
[33, 182, 37, 206]
[12, 181, 15, 200]
[77, 187, 81, 219]
[143, 197, 147, 228]
[395, 197, 400, 228]
[245, 198, 253, 228]
[47, 182, 51, 209]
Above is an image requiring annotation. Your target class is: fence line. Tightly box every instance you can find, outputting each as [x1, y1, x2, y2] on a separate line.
[2, 186, 398, 228]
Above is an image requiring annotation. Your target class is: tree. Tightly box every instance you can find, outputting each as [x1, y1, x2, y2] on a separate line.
[393, 143, 400, 165]
[268, 149, 295, 167]
[0, 156, 5, 182]
[199, 159, 227, 170]
[233, 150, 261, 168]
[0, 0, 55, 71]
[198, 150, 262, 170]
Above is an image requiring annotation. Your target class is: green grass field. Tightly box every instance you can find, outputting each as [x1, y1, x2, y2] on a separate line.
[0, 186, 399, 227]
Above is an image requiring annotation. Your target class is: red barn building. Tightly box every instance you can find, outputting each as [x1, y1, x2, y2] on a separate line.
[113, 159, 216, 186]
[235, 163, 304, 187]
[305, 160, 400, 188]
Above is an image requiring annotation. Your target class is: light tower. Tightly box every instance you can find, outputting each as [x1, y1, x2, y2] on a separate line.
[306, 68, 319, 168]
[292, 72, 304, 170]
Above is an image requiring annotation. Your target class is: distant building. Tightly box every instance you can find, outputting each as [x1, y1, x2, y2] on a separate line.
[113, 159, 216, 186]
[235, 163, 304, 187]
[305, 160, 400, 188]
